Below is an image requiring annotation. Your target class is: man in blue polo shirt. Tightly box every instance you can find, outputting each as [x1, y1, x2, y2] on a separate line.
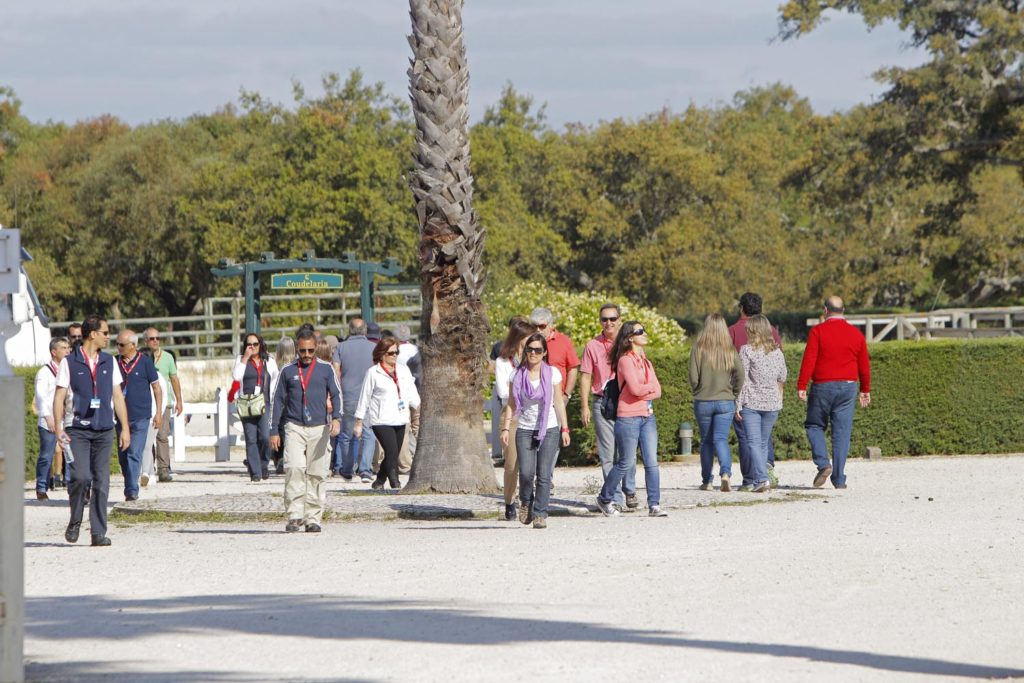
[53, 314, 132, 547]
[115, 329, 163, 501]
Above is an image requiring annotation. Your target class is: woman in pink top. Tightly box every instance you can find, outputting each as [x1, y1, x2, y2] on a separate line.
[595, 321, 668, 517]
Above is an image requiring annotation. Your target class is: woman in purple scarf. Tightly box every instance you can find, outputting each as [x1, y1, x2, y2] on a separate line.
[499, 332, 571, 529]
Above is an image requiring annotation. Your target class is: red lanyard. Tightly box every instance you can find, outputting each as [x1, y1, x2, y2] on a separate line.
[47, 361, 58, 377]
[119, 353, 142, 378]
[298, 361, 315, 406]
[82, 348, 99, 397]
[380, 363, 401, 399]
[250, 358, 263, 387]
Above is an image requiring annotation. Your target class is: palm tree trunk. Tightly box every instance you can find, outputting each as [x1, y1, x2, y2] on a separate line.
[403, 0, 497, 493]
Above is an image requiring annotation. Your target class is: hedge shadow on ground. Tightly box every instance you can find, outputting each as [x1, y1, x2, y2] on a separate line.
[27, 594, 1024, 679]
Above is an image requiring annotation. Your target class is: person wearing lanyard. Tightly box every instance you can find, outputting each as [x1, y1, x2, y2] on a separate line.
[53, 314, 132, 546]
[232, 332, 279, 482]
[33, 337, 71, 499]
[354, 335, 421, 490]
[115, 329, 163, 501]
[270, 329, 342, 533]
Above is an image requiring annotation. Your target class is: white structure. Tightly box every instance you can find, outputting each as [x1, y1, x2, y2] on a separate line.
[0, 225, 25, 683]
[0, 225, 50, 368]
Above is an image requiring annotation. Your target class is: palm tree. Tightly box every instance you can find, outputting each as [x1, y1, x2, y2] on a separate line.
[403, 0, 498, 493]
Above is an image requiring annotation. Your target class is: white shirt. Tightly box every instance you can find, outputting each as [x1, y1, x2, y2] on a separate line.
[494, 356, 518, 402]
[397, 342, 418, 368]
[231, 355, 281, 389]
[513, 367, 562, 432]
[355, 363, 421, 427]
[34, 361, 60, 431]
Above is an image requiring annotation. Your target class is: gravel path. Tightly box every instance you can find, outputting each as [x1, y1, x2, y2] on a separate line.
[20, 455, 1024, 682]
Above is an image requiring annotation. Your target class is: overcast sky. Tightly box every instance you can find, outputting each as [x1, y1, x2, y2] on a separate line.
[1, 0, 926, 128]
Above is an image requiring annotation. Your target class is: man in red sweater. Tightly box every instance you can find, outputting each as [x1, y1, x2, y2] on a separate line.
[797, 296, 871, 489]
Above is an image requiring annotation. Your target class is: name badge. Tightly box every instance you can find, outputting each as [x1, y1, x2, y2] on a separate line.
[397, 400, 406, 411]
[89, 397, 102, 410]
[303, 406, 313, 423]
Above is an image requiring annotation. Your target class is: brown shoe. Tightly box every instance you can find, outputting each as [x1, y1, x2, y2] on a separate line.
[813, 466, 832, 488]
[720, 474, 731, 492]
[36, 491, 48, 501]
[518, 502, 533, 525]
[532, 517, 547, 529]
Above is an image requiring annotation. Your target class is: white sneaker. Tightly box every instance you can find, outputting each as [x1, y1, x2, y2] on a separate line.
[596, 499, 620, 517]
[360, 474, 373, 484]
[648, 505, 668, 517]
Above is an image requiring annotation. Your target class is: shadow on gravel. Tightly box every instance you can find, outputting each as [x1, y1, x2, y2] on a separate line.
[25, 660, 373, 683]
[26, 594, 1024, 679]
[171, 529, 280, 535]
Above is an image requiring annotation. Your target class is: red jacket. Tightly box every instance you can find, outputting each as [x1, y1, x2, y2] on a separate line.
[797, 317, 871, 392]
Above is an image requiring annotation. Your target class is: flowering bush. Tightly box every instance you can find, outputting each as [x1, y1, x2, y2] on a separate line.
[484, 282, 686, 349]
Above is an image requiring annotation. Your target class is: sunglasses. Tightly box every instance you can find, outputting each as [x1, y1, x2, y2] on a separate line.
[297, 348, 317, 355]
[116, 342, 132, 347]
[600, 316, 620, 323]
[384, 350, 399, 356]
[525, 346, 545, 354]
[631, 328, 646, 337]
[69, 334, 82, 340]
[146, 336, 159, 342]
[245, 341, 260, 347]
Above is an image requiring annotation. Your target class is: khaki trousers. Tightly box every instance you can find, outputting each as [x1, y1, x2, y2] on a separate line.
[283, 422, 331, 524]
[502, 417, 519, 505]
[154, 407, 173, 475]
[398, 406, 420, 474]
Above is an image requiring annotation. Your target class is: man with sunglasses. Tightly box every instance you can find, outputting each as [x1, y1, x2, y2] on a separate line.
[53, 314, 132, 546]
[67, 323, 83, 346]
[144, 327, 182, 483]
[115, 329, 163, 501]
[579, 304, 636, 510]
[271, 329, 342, 532]
[529, 307, 580, 403]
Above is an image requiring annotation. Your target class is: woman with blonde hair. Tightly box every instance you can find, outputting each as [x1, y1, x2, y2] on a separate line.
[690, 313, 744, 491]
[736, 315, 787, 492]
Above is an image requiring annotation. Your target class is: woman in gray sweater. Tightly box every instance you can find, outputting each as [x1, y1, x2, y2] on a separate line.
[689, 314, 744, 491]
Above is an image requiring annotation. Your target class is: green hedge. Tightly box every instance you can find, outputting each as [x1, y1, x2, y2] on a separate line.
[560, 337, 1024, 465]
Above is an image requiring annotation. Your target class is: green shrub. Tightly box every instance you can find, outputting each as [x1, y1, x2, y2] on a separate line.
[484, 282, 687, 349]
[560, 338, 1024, 465]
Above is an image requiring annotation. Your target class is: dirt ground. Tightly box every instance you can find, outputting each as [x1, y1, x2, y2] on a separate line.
[21, 455, 1024, 682]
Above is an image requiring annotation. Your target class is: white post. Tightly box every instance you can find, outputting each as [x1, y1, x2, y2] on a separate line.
[215, 388, 230, 462]
[0, 225, 25, 683]
[173, 407, 187, 463]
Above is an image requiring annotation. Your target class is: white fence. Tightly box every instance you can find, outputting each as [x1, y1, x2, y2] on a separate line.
[806, 306, 1024, 342]
[49, 288, 423, 359]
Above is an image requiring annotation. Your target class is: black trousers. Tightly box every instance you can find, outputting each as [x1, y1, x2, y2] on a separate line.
[66, 427, 114, 537]
[372, 424, 406, 488]
[241, 413, 270, 480]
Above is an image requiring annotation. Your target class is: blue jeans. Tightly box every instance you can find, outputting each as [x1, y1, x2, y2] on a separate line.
[337, 413, 376, 478]
[241, 412, 270, 479]
[35, 426, 58, 493]
[599, 414, 660, 508]
[695, 400, 735, 484]
[740, 409, 779, 486]
[515, 427, 561, 518]
[594, 394, 634, 506]
[805, 381, 857, 486]
[117, 418, 152, 497]
[735, 414, 776, 484]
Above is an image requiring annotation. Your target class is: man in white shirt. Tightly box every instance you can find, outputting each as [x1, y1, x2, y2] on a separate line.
[394, 324, 421, 474]
[33, 337, 71, 500]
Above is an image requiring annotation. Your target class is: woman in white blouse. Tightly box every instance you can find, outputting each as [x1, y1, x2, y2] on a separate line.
[354, 335, 421, 489]
[231, 332, 280, 481]
[495, 319, 538, 520]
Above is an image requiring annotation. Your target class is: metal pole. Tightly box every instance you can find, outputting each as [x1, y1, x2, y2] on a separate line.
[359, 264, 374, 322]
